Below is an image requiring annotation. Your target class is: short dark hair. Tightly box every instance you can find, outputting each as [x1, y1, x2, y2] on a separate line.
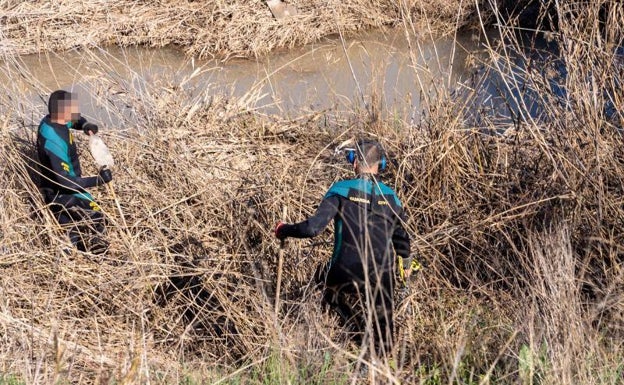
[48, 90, 73, 115]
[356, 140, 383, 167]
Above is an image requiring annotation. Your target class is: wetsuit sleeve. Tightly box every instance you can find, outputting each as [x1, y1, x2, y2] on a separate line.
[74, 117, 99, 135]
[279, 195, 340, 238]
[71, 117, 88, 131]
[392, 208, 412, 264]
[43, 140, 100, 190]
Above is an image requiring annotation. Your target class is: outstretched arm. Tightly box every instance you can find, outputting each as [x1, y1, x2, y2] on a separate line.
[276, 195, 340, 239]
[72, 116, 99, 135]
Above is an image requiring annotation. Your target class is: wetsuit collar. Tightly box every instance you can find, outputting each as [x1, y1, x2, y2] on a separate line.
[45, 114, 72, 129]
[357, 173, 378, 180]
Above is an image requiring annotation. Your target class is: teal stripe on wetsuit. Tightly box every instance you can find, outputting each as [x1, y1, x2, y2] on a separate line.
[324, 178, 402, 207]
[40, 121, 75, 175]
[39, 121, 94, 202]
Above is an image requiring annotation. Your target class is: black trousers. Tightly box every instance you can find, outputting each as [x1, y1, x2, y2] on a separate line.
[323, 267, 395, 356]
[43, 189, 105, 251]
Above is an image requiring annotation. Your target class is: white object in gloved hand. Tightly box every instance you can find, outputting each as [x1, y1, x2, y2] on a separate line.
[89, 134, 114, 168]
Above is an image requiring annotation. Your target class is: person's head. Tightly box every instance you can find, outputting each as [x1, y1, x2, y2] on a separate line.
[347, 140, 386, 175]
[48, 90, 80, 124]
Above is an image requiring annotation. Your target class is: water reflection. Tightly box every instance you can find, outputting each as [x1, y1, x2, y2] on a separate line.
[6, 27, 615, 131]
[1, 29, 483, 127]
[463, 29, 623, 128]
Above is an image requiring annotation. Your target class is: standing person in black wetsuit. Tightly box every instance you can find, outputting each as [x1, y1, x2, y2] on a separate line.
[37, 90, 113, 253]
[274, 139, 413, 357]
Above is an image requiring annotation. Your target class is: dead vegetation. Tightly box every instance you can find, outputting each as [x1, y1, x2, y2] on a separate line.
[0, 0, 479, 59]
[0, 1, 623, 384]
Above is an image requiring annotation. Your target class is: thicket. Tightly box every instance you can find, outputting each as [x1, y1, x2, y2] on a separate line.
[0, 1, 622, 384]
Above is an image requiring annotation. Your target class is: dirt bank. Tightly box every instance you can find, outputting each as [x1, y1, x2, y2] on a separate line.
[0, 0, 479, 58]
[0, 1, 622, 384]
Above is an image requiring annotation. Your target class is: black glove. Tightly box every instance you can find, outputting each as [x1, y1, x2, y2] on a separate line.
[274, 221, 288, 240]
[71, 116, 87, 130]
[83, 122, 99, 135]
[98, 167, 113, 185]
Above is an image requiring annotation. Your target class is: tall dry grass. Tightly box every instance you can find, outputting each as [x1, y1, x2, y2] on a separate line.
[1, 0, 623, 384]
[0, 0, 477, 59]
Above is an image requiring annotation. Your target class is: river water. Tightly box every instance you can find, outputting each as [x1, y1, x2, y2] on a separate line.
[6, 27, 608, 130]
[1, 28, 487, 127]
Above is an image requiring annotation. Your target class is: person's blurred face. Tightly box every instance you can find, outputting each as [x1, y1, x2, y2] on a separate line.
[54, 97, 80, 123]
[67, 98, 81, 122]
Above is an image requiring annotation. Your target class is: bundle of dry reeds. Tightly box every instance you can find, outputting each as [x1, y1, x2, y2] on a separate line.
[0, 1, 622, 384]
[0, 0, 478, 59]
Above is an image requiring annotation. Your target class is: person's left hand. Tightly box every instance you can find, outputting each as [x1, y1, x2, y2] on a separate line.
[83, 122, 99, 135]
[98, 167, 113, 184]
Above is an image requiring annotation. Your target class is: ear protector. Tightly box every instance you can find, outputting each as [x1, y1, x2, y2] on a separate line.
[345, 148, 357, 164]
[379, 152, 387, 171]
[345, 141, 387, 171]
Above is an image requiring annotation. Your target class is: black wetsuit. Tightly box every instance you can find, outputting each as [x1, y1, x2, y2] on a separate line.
[279, 175, 411, 354]
[37, 115, 105, 250]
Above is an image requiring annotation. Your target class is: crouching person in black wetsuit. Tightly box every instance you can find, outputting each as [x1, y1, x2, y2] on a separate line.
[37, 90, 113, 254]
[274, 140, 413, 358]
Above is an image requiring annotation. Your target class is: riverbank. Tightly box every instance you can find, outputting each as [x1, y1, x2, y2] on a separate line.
[0, 1, 622, 384]
[1, 0, 479, 59]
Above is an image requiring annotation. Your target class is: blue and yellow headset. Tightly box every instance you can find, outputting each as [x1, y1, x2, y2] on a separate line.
[345, 140, 387, 171]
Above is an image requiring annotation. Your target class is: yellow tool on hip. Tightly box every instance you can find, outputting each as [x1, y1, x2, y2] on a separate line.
[398, 258, 423, 287]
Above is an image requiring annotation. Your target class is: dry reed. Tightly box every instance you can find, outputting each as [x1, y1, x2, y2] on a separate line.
[0, 1, 623, 384]
[0, 0, 478, 59]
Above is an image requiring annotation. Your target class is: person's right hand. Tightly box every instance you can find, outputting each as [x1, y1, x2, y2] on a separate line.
[405, 259, 423, 279]
[98, 167, 113, 184]
[274, 221, 287, 240]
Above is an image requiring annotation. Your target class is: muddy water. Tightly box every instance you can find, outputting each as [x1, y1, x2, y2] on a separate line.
[3, 28, 485, 127]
